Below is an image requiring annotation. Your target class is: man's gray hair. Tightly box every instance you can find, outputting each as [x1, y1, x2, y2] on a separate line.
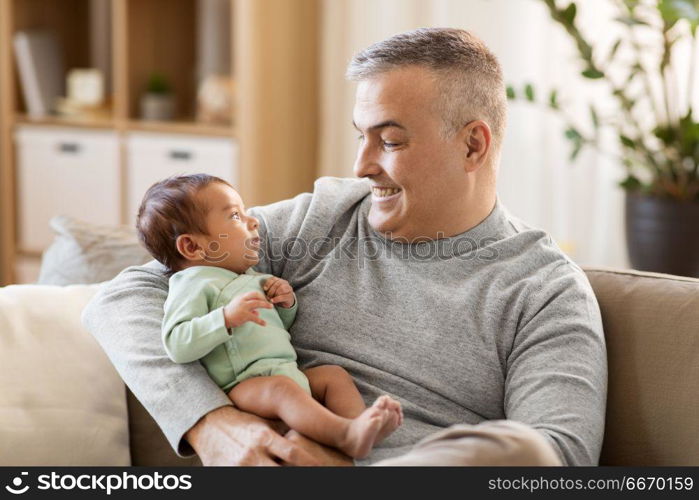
[346, 28, 507, 148]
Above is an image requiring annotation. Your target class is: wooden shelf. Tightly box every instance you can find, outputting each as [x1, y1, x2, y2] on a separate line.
[0, 0, 320, 285]
[14, 114, 235, 138]
[14, 113, 116, 130]
[126, 119, 234, 138]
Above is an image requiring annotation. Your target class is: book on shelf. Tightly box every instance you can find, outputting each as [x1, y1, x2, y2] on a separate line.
[12, 30, 65, 118]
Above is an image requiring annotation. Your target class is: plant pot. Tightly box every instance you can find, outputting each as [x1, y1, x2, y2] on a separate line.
[140, 93, 175, 121]
[625, 192, 699, 277]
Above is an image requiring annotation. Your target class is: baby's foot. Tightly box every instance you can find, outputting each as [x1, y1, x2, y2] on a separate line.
[340, 405, 390, 459]
[373, 395, 403, 443]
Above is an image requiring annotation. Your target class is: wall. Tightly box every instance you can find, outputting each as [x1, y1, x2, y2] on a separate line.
[316, 0, 689, 268]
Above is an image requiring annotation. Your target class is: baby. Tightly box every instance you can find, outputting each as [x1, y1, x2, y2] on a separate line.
[136, 174, 402, 459]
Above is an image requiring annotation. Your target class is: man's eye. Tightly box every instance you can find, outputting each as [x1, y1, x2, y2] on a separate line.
[382, 140, 399, 149]
[231, 212, 241, 220]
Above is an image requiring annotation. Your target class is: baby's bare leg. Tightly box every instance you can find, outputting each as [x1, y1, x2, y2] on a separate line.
[305, 365, 403, 443]
[304, 365, 366, 418]
[228, 375, 386, 458]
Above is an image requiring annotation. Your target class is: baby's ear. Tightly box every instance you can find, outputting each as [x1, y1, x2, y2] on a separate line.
[176, 234, 203, 261]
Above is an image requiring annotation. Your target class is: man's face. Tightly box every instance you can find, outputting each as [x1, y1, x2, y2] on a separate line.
[352, 65, 471, 240]
[196, 183, 260, 274]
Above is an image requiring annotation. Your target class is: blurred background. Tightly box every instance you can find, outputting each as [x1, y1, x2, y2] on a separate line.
[1, 0, 698, 285]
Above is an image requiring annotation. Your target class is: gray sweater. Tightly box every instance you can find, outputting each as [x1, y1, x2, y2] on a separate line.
[82, 176, 607, 465]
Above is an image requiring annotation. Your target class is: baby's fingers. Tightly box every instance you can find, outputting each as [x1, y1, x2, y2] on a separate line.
[242, 292, 272, 306]
[263, 277, 279, 291]
[270, 292, 293, 304]
[248, 313, 266, 326]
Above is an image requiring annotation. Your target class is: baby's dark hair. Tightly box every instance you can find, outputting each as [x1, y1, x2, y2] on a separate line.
[136, 174, 233, 272]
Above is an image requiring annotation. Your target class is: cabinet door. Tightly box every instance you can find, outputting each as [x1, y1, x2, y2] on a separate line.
[15, 126, 121, 253]
[126, 133, 238, 224]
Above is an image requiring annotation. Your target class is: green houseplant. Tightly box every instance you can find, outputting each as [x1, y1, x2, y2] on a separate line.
[140, 73, 175, 121]
[509, 0, 699, 277]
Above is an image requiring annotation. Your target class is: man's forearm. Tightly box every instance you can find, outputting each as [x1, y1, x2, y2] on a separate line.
[82, 263, 233, 456]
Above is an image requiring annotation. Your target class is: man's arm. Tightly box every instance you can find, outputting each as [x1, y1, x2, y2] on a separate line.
[505, 263, 607, 466]
[82, 262, 233, 456]
[81, 261, 318, 465]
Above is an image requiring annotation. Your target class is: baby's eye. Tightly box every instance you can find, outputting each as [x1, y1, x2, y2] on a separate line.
[230, 212, 241, 221]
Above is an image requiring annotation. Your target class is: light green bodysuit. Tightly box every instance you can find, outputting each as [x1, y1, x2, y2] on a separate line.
[162, 266, 310, 394]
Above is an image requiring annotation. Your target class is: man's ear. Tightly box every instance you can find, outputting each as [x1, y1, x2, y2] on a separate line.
[460, 120, 492, 172]
[176, 234, 205, 262]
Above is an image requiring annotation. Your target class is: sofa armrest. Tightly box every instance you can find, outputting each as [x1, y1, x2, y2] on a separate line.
[583, 267, 699, 466]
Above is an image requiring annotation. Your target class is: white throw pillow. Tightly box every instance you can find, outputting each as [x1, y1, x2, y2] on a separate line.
[37, 215, 151, 286]
[0, 284, 130, 465]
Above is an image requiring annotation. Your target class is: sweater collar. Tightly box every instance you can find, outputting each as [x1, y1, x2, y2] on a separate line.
[362, 196, 515, 245]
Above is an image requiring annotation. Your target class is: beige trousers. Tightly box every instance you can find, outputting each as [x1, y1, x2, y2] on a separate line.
[374, 420, 563, 466]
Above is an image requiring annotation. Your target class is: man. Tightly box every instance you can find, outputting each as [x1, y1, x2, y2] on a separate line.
[83, 28, 606, 466]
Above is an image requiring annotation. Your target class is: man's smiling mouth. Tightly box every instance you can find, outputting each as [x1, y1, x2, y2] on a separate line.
[371, 186, 402, 198]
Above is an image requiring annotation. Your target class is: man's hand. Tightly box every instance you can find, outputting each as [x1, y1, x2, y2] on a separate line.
[283, 430, 354, 466]
[223, 291, 273, 329]
[263, 277, 296, 308]
[185, 406, 320, 466]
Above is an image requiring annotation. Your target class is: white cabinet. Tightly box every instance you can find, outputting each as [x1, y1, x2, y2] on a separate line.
[126, 133, 238, 224]
[15, 126, 121, 253]
[13, 128, 238, 254]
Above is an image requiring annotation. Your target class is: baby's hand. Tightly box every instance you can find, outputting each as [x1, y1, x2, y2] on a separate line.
[223, 291, 273, 329]
[263, 277, 296, 309]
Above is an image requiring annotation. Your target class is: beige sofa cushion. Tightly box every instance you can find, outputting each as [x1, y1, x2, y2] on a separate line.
[584, 268, 699, 466]
[0, 284, 130, 465]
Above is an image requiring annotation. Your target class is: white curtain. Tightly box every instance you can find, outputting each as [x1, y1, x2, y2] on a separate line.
[318, 0, 637, 268]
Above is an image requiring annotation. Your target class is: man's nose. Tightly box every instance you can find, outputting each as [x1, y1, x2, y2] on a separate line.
[353, 142, 382, 178]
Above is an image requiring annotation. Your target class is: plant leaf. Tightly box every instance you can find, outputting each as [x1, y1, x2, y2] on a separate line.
[614, 15, 649, 26]
[570, 142, 583, 161]
[590, 105, 600, 129]
[653, 124, 677, 146]
[625, 63, 642, 85]
[623, 0, 641, 11]
[549, 89, 559, 110]
[620, 134, 637, 149]
[524, 83, 535, 102]
[607, 39, 623, 63]
[659, 0, 699, 32]
[619, 174, 643, 190]
[506, 85, 516, 99]
[677, 110, 699, 157]
[582, 68, 605, 79]
[565, 127, 583, 141]
[562, 3, 577, 25]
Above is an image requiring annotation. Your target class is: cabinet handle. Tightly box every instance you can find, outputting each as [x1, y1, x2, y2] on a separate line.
[58, 143, 81, 154]
[169, 150, 193, 161]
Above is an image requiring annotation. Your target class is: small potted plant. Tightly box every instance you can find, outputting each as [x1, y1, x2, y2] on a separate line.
[140, 73, 175, 121]
[509, 0, 699, 277]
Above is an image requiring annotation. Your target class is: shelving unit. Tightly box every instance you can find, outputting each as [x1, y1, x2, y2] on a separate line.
[0, 0, 319, 284]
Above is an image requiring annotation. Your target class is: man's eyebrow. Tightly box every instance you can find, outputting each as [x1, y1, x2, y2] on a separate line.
[352, 120, 406, 132]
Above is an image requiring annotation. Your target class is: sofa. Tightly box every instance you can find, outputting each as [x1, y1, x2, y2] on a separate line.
[1, 218, 697, 465]
[124, 267, 699, 466]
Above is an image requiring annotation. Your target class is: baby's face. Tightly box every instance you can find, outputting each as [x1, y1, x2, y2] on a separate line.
[195, 182, 260, 274]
